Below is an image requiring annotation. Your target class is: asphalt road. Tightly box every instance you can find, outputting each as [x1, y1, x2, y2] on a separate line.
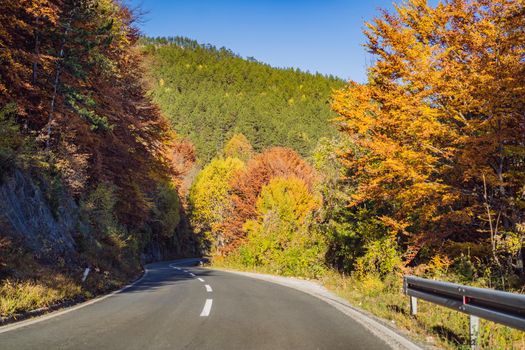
[0, 259, 391, 350]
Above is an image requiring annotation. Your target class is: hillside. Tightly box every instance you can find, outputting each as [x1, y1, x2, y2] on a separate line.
[0, 0, 196, 319]
[141, 37, 344, 162]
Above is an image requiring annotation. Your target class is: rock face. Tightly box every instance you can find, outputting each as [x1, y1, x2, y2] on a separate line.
[0, 170, 78, 258]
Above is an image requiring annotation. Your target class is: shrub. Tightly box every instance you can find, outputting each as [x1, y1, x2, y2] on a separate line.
[354, 236, 402, 278]
[0, 103, 32, 180]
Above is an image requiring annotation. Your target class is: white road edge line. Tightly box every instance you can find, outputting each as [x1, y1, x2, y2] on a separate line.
[197, 278, 204, 282]
[212, 269, 422, 350]
[205, 284, 213, 292]
[200, 299, 213, 317]
[0, 268, 149, 335]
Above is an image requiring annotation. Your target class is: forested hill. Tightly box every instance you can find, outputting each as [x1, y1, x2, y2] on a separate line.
[140, 37, 345, 162]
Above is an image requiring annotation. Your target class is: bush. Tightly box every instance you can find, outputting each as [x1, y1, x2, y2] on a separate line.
[79, 183, 138, 270]
[354, 236, 402, 278]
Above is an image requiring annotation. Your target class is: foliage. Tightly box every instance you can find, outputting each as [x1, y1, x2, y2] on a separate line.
[222, 133, 254, 162]
[141, 36, 344, 162]
[189, 157, 245, 251]
[0, 104, 31, 179]
[80, 183, 120, 238]
[222, 147, 317, 251]
[0, 0, 177, 229]
[0, 0, 193, 292]
[332, 0, 525, 268]
[354, 236, 402, 278]
[150, 181, 181, 239]
[234, 177, 325, 277]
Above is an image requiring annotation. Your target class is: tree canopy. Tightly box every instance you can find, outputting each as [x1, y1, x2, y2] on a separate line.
[140, 36, 344, 162]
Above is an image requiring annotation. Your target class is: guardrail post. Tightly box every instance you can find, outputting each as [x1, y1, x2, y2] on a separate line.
[410, 296, 417, 315]
[469, 315, 479, 350]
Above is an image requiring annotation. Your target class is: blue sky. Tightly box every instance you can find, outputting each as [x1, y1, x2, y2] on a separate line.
[128, 0, 400, 82]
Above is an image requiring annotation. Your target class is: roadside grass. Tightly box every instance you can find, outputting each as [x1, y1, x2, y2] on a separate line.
[0, 239, 140, 320]
[0, 274, 81, 317]
[212, 257, 525, 350]
[320, 271, 525, 350]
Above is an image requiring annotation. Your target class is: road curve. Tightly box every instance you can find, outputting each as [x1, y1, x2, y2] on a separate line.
[0, 259, 391, 350]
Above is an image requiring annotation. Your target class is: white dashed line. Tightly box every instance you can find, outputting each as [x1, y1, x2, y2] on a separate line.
[200, 299, 213, 317]
[205, 285, 213, 292]
[198, 278, 204, 282]
[189, 273, 196, 277]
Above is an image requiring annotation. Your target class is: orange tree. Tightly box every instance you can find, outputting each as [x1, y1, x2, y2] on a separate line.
[332, 0, 525, 266]
[220, 147, 317, 253]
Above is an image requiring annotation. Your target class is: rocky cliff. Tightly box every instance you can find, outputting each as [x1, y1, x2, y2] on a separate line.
[0, 170, 78, 260]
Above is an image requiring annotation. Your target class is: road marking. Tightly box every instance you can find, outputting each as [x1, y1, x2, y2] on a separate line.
[205, 285, 213, 292]
[200, 299, 213, 317]
[198, 278, 204, 282]
[189, 273, 196, 277]
[0, 268, 149, 334]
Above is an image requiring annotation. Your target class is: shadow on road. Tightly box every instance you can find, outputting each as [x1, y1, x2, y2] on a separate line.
[118, 260, 217, 295]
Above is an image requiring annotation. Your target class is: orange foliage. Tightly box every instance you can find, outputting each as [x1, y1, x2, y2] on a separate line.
[332, 0, 525, 260]
[0, 0, 176, 228]
[220, 147, 317, 252]
[168, 138, 197, 198]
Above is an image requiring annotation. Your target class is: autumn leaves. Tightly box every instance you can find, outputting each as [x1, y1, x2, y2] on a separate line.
[333, 0, 525, 268]
[189, 140, 325, 276]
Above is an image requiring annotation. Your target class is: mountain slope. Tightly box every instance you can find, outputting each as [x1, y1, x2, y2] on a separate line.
[141, 37, 345, 162]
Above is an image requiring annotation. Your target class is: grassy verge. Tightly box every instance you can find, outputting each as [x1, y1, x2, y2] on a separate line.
[0, 240, 141, 321]
[212, 257, 525, 350]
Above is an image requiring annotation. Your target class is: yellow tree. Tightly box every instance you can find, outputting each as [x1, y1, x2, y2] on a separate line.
[189, 157, 245, 251]
[333, 0, 525, 262]
[223, 133, 254, 162]
[239, 176, 324, 277]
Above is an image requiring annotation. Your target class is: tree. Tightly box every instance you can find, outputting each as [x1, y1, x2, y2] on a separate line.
[0, 0, 183, 255]
[332, 0, 525, 264]
[189, 157, 245, 251]
[221, 147, 317, 252]
[237, 176, 325, 277]
[141, 37, 344, 161]
[222, 133, 253, 162]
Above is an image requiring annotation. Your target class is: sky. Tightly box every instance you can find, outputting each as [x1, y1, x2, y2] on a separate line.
[127, 0, 401, 83]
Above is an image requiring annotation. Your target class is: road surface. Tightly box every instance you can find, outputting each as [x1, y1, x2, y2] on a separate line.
[0, 259, 392, 349]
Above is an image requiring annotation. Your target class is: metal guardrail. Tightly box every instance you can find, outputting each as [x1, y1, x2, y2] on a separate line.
[403, 275, 525, 349]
